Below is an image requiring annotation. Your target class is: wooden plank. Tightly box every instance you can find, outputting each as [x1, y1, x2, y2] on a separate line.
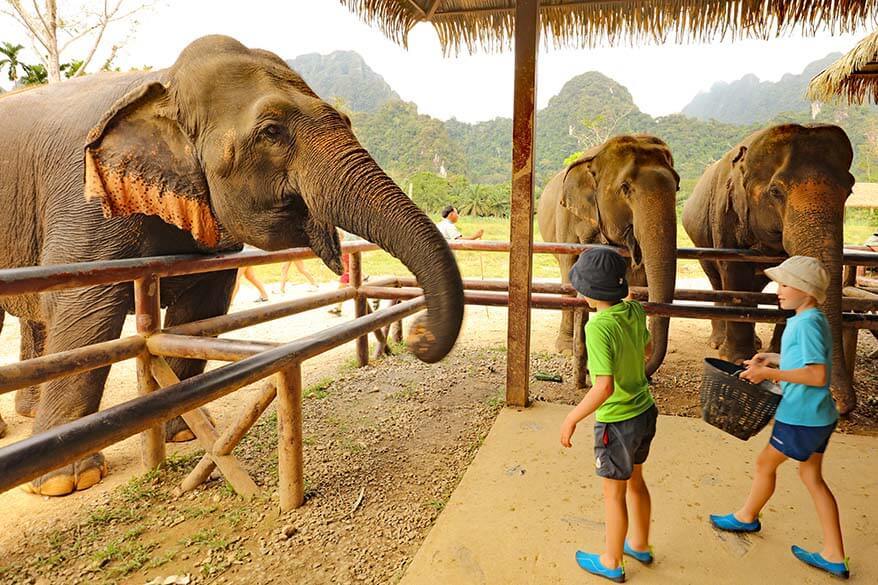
[134, 274, 165, 470]
[506, 0, 540, 408]
[151, 357, 259, 498]
[277, 365, 304, 511]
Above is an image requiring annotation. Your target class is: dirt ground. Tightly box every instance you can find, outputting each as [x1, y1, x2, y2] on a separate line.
[1, 278, 877, 584]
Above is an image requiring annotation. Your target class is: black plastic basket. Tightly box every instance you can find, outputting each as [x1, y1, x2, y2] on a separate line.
[700, 358, 782, 440]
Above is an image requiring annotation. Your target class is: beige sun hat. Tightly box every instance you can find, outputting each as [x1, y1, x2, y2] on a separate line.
[764, 256, 829, 304]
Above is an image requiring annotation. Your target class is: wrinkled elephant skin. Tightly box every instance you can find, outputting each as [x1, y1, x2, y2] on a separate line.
[0, 35, 464, 495]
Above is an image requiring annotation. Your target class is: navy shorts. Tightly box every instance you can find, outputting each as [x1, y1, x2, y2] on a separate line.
[770, 420, 836, 462]
[593, 405, 658, 480]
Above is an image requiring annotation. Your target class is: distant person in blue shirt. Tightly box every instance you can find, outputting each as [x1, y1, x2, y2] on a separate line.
[710, 256, 848, 579]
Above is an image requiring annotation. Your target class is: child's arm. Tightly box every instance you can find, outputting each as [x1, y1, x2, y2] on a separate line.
[560, 375, 614, 447]
[741, 363, 826, 386]
[744, 352, 780, 368]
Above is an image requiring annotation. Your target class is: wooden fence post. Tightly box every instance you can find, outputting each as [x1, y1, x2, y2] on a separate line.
[351, 252, 369, 367]
[573, 306, 588, 389]
[134, 274, 165, 469]
[277, 364, 304, 511]
[842, 265, 858, 383]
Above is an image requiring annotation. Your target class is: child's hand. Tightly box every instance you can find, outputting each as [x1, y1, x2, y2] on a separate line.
[740, 365, 774, 384]
[560, 417, 577, 448]
[744, 353, 779, 367]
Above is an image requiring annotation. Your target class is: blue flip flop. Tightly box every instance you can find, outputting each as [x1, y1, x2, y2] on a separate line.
[791, 545, 849, 579]
[624, 540, 654, 565]
[575, 551, 625, 583]
[709, 513, 761, 533]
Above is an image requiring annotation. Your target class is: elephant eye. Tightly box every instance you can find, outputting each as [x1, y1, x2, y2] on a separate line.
[768, 185, 784, 199]
[620, 181, 632, 197]
[260, 123, 287, 144]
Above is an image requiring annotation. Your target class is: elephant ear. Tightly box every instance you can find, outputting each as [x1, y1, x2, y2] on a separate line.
[560, 155, 599, 224]
[725, 145, 752, 242]
[84, 81, 222, 248]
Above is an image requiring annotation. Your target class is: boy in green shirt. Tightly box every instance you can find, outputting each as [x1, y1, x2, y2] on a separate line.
[560, 247, 657, 583]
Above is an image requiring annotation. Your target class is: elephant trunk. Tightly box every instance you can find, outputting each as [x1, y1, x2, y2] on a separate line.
[302, 141, 464, 364]
[634, 188, 678, 377]
[784, 188, 854, 413]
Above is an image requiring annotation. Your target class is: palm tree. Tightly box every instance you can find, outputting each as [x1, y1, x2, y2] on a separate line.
[20, 63, 48, 85]
[0, 42, 24, 82]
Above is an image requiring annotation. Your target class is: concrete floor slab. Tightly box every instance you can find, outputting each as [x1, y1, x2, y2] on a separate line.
[401, 402, 877, 584]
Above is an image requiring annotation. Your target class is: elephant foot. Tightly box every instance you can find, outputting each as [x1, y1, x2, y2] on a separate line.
[709, 332, 724, 351]
[0, 415, 6, 439]
[14, 386, 40, 418]
[26, 453, 108, 496]
[555, 336, 574, 354]
[164, 411, 215, 443]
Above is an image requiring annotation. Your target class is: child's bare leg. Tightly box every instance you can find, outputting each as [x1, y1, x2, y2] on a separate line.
[737, 444, 787, 522]
[602, 478, 627, 569]
[294, 259, 317, 286]
[244, 267, 269, 300]
[627, 464, 651, 551]
[279, 261, 292, 293]
[798, 453, 845, 563]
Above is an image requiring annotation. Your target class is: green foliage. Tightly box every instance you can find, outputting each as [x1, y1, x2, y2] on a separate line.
[20, 62, 48, 85]
[0, 42, 24, 82]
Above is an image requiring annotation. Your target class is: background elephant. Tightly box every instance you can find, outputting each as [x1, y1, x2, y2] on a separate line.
[537, 135, 680, 377]
[0, 35, 464, 494]
[681, 124, 855, 412]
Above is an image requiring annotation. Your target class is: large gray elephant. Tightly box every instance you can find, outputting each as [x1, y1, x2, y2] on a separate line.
[537, 135, 679, 377]
[0, 35, 464, 495]
[682, 124, 855, 413]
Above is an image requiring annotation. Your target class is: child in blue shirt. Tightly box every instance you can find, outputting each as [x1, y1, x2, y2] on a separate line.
[710, 256, 848, 579]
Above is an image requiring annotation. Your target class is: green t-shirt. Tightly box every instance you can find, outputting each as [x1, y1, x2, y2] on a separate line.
[586, 300, 654, 423]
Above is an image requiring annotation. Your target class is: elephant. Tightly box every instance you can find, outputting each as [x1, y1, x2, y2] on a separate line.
[537, 135, 680, 377]
[0, 35, 464, 495]
[681, 124, 855, 413]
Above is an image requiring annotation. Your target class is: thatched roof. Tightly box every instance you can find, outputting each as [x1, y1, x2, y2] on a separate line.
[341, 1, 878, 55]
[808, 30, 878, 104]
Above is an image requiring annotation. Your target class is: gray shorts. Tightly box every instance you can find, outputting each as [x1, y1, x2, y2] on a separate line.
[593, 404, 658, 480]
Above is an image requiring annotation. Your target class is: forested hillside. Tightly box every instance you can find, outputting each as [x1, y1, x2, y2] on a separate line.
[288, 50, 878, 212]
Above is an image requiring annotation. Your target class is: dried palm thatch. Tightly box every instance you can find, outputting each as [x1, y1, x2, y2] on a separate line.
[808, 30, 878, 104]
[341, 1, 878, 55]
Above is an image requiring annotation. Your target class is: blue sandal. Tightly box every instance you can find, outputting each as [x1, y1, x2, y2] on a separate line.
[709, 513, 761, 533]
[791, 545, 849, 579]
[575, 551, 625, 583]
[624, 540, 654, 565]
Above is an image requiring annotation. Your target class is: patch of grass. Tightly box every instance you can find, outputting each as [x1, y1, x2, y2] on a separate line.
[86, 506, 140, 527]
[91, 526, 156, 578]
[182, 527, 231, 551]
[119, 468, 162, 503]
[486, 389, 505, 410]
[304, 377, 333, 399]
[183, 505, 218, 520]
[426, 499, 446, 512]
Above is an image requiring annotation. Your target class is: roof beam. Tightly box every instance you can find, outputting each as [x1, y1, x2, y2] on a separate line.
[425, 0, 441, 19]
[435, 1, 592, 17]
[404, 0, 428, 18]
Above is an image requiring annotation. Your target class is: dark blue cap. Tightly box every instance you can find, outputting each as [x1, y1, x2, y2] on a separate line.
[569, 246, 629, 301]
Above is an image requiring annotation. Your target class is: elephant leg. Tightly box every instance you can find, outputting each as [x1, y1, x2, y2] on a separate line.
[161, 271, 236, 443]
[15, 319, 47, 417]
[29, 285, 129, 496]
[719, 264, 766, 363]
[556, 253, 576, 354]
[700, 260, 726, 350]
[768, 323, 785, 354]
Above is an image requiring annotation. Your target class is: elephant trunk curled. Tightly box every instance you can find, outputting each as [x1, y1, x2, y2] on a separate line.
[300, 137, 464, 363]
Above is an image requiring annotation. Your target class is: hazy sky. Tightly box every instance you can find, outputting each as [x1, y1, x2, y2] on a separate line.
[0, 1, 867, 122]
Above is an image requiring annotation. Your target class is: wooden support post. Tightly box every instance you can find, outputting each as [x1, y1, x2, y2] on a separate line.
[134, 274, 165, 470]
[150, 357, 259, 497]
[391, 297, 403, 344]
[505, 0, 539, 407]
[277, 364, 304, 511]
[181, 379, 278, 494]
[573, 305, 588, 389]
[351, 252, 369, 367]
[842, 266, 859, 383]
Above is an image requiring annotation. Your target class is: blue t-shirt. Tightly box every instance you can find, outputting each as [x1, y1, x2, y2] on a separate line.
[775, 308, 838, 427]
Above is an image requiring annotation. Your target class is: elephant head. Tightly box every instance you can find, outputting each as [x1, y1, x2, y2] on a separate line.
[562, 135, 680, 375]
[82, 35, 463, 363]
[728, 124, 855, 410]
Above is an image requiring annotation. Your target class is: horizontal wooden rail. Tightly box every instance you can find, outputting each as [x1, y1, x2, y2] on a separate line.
[360, 286, 878, 329]
[0, 297, 426, 493]
[395, 277, 878, 312]
[2, 241, 875, 298]
[166, 288, 358, 336]
[148, 334, 279, 361]
[0, 336, 145, 395]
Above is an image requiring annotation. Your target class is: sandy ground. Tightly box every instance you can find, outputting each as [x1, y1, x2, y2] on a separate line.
[402, 402, 878, 585]
[1, 275, 876, 583]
